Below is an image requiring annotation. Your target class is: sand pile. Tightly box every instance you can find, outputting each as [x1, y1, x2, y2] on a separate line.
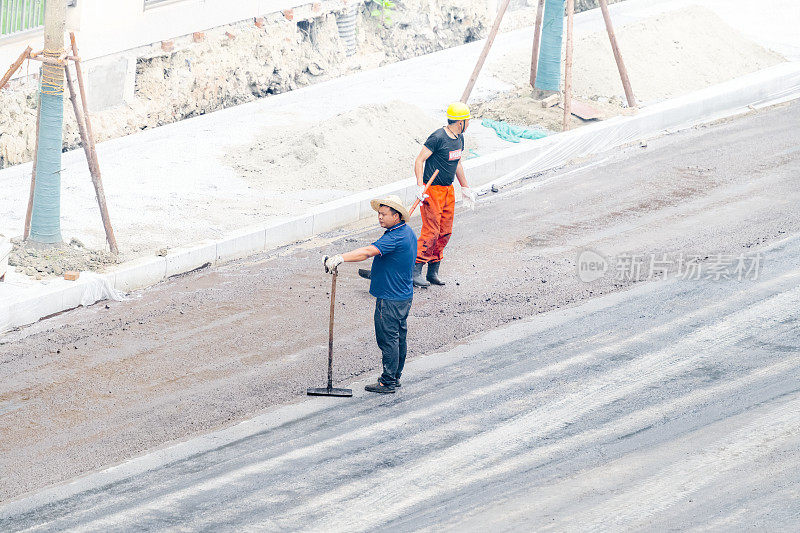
[226, 101, 441, 192]
[483, 6, 784, 128]
[0, 0, 491, 170]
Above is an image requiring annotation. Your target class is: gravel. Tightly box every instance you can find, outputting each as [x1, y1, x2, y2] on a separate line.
[0, 102, 798, 502]
[7, 238, 118, 279]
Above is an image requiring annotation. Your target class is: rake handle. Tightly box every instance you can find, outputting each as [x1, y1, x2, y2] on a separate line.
[327, 271, 337, 391]
[409, 169, 439, 215]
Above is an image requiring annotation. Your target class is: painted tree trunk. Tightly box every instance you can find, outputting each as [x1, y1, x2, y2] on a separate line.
[29, 0, 65, 244]
[534, 0, 565, 92]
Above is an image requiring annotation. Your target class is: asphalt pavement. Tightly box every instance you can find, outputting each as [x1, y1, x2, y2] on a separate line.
[3, 202, 800, 530]
[2, 102, 800, 529]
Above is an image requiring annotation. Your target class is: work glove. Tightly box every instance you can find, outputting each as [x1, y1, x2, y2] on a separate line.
[416, 185, 429, 204]
[323, 254, 344, 274]
[461, 187, 477, 210]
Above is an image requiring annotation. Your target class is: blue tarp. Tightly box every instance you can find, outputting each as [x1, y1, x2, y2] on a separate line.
[481, 119, 548, 143]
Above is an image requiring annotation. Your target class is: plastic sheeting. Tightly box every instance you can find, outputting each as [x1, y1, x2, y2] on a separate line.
[77, 272, 127, 307]
[481, 119, 548, 143]
[0, 271, 126, 334]
[535, 0, 565, 92]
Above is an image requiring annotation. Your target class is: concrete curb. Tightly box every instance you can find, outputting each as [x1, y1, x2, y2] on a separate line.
[1, 63, 798, 334]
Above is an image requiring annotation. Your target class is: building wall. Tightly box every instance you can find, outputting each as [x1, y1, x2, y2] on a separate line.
[1, 0, 363, 113]
[68, 0, 360, 60]
[0, 0, 360, 83]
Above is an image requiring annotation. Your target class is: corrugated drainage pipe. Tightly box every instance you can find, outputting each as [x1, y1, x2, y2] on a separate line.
[336, 3, 359, 57]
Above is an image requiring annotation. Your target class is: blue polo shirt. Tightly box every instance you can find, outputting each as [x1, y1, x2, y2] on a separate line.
[370, 222, 417, 301]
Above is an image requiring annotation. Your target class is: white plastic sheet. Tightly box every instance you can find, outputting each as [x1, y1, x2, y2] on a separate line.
[0, 272, 126, 335]
[78, 272, 127, 307]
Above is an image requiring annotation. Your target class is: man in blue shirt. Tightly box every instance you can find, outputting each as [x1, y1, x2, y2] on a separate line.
[323, 195, 417, 394]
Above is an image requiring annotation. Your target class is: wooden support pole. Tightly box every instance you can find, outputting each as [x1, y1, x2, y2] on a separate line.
[68, 33, 119, 254]
[529, 0, 546, 88]
[64, 67, 111, 249]
[24, 91, 41, 240]
[460, 0, 513, 104]
[598, 0, 636, 108]
[563, 0, 574, 131]
[0, 46, 32, 90]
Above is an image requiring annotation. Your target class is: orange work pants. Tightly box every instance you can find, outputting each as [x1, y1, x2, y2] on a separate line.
[416, 184, 455, 264]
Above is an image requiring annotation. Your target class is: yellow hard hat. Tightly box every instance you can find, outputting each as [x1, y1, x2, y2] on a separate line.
[446, 102, 472, 121]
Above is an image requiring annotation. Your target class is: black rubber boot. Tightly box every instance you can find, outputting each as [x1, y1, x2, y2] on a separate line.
[413, 262, 430, 287]
[358, 268, 371, 280]
[426, 261, 445, 285]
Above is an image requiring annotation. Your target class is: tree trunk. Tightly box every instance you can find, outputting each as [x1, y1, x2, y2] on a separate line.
[29, 0, 66, 245]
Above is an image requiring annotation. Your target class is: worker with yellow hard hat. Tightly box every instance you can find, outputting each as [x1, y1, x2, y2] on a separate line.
[410, 102, 476, 287]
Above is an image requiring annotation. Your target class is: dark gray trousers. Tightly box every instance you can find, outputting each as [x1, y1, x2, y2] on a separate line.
[374, 297, 412, 386]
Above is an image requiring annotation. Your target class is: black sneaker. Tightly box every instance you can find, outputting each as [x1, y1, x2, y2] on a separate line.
[365, 382, 395, 394]
[395, 381, 402, 388]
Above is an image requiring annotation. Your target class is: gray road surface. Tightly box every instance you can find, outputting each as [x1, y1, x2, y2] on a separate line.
[2, 234, 799, 531]
[1, 101, 799, 526]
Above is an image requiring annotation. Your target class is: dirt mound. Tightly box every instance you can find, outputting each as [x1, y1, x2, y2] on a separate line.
[472, 88, 633, 131]
[491, 6, 784, 104]
[474, 6, 784, 131]
[226, 101, 441, 192]
[8, 238, 118, 279]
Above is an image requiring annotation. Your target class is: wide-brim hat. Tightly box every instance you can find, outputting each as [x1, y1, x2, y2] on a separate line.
[370, 194, 410, 222]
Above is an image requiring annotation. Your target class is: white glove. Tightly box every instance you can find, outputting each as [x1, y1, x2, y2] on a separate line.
[416, 185, 429, 204]
[461, 187, 477, 210]
[323, 254, 344, 274]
